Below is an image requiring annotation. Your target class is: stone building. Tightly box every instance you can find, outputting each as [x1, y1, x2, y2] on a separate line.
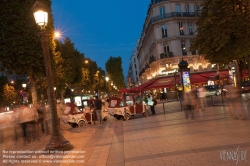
[127, 0, 222, 89]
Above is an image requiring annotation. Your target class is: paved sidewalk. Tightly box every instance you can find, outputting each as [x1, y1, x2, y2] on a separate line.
[0, 99, 250, 166]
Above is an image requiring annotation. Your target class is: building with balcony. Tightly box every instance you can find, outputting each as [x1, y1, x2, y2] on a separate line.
[127, 0, 230, 89]
[137, 0, 208, 83]
[127, 39, 140, 88]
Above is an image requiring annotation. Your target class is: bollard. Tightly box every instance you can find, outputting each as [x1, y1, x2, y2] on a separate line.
[221, 89, 224, 105]
[145, 104, 148, 117]
[163, 102, 166, 114]
[180, 99, 183, 111]
[45, 120, 50, 135]
[93, 110, 96, 125]
[14, 125, 18, 141]
[210, 95, 214, 106]
[124, 108, 128, 121]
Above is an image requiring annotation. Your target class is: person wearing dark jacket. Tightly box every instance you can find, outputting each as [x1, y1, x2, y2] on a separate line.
[94, 96, 103, 124]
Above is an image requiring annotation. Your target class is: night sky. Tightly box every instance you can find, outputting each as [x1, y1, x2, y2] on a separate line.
[52, 0, 150, 76]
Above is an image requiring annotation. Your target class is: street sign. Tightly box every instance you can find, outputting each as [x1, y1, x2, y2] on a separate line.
[22, 92, 28, 97]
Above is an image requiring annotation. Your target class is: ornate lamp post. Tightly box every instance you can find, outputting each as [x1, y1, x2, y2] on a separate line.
[32, 0, 73, 151]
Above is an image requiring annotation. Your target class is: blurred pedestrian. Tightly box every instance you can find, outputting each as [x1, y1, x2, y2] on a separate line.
[197, 85, 207, 111]
[36, 104, 46, 136]
[224, 81, 248, 120]
[148, 93, 156, 115]
[94, 96, 103, 124]
[183, 87, 197, 121]
[18, 104, 38, 145]
[143, 94, 148, 105]
[1, 111, 15, 149]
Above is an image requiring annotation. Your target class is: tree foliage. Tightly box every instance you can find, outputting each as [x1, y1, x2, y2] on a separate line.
[3, 84, 18, 106]
[190, 0, 250, 64]
[105, 56, 125, 90]
[55, 38, 83, 84]
[0, 76, 8, 106]
[0, 0, 55, 106]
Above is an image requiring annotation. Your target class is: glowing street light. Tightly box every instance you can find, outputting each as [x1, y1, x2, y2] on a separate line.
[54, 31, 61, 38]
[22, 83, 27, 89]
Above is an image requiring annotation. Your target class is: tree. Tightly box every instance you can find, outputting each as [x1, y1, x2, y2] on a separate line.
[105, 56, 125, 90]
[0, 76, 8, 106]
[3, 84, 18, 106]
[54, 38, 83, 99]
[190, 0, 250, 83]
[0, 0, 55, 106]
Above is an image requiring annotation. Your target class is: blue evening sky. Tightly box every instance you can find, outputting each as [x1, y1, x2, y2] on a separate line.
[51, 0, 150, 77]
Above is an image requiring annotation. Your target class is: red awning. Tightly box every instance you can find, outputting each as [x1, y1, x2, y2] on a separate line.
[242, 69, 249, 77]
[142, 70, 230, 90]
[144, 76, 179, 90]
[191, 70, 229, 84]
[118, 88, 137, 93]
[131, 79, 157, 91]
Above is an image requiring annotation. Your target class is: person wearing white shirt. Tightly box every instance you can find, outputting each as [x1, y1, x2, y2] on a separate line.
[148, 94, 155, 115]
[197, 85, 207, 111]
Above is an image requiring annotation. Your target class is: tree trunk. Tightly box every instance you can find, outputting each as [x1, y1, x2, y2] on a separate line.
[30, 70, 38, 107]
[234, 60, 241, 88]
[248, 56, 250, 80]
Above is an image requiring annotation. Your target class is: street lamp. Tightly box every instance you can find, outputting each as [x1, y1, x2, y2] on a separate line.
[32, 0, 73, 151]
[105, 76, 109, 94]
[22, 83, 27, 89]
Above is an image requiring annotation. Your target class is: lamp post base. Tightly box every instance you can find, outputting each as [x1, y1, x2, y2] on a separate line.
[45, 133, 73, 151]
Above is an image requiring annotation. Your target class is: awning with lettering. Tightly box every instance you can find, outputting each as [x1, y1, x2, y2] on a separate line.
[131, 79, 157, 91]
[191, 70, 229, 84]
[144, 76, 179, 90]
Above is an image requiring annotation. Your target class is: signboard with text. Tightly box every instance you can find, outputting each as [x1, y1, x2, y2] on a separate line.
[181, 71, 191, 93]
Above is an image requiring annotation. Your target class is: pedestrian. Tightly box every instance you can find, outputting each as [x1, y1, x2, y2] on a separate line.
[224, 81, 248, 120]
[36, 104, 46, 135]
[1, 111, 15, 149]
[18, 104, 38, 145]
[143, 94, 148, 105]
[197, 85, 207, 111]
[183, 87, 197, 121]
[94, 96, 103, 124]
[147, 93, 156, 115]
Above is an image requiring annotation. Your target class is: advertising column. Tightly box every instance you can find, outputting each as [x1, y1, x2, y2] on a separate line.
[182, 70, 191, 93]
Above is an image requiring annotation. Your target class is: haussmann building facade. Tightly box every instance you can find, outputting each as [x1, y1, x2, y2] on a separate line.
[128, 0, 239, 96]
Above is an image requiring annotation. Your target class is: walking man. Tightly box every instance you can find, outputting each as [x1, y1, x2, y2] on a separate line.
[94, 96, 103, 124]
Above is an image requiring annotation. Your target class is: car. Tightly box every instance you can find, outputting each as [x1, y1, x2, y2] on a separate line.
[204, 85, 221, 96]
[241, 81, 250, 92]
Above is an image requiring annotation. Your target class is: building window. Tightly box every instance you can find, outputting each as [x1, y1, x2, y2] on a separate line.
[134, 64, 137, 69]
[190, 41, 196, 55]
[179, 23, 184, 35]
[176, 4, 181, 16]
[188, 23, 193, 35]
[181, 41, 187, 55]
[160, 6, 165, 18]
[185, 4, 190, 13]
[161, 24, 167, 37]
[194, 5, 198, 12]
